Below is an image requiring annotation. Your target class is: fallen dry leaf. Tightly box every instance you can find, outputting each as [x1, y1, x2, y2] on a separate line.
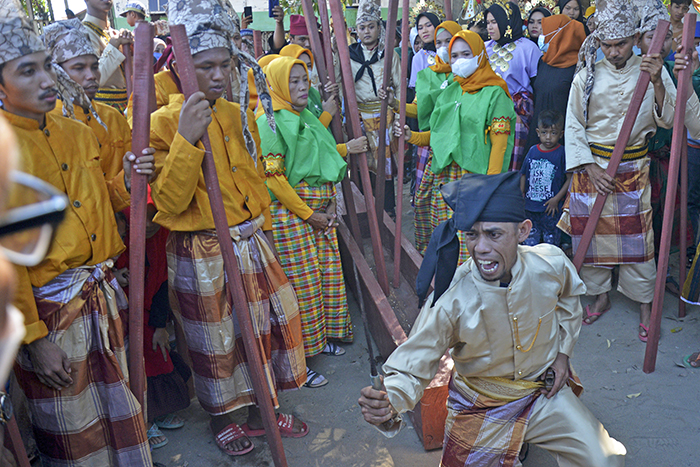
[626, 392, 641, 399]
[671, 327, 682, 333]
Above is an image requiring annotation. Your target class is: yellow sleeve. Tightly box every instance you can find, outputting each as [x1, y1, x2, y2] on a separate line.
[105, 169, 131, 212]
[262, 153, 314, 220]
[250, 113, 273, 231]
[336, 143, 348, 158]
[408, 130, 431, 147]
[319, 112, 333, 128]
[12, 266, 48, 344]
[487, 117, 511, 175]
[405, 102, 418, 119]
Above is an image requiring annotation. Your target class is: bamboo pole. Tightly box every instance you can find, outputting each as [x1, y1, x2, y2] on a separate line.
[328, 0, 390, 294]
[572, 21, 669, 271]
[374, 0, 400, 226]
[679, 141, 688, 318]
[300, 0, 363, 241]
[643, 13, 696, 373]
[393, 0, 410, 288]
[127, 22, 154, 409]
[169, 24, 288, 466]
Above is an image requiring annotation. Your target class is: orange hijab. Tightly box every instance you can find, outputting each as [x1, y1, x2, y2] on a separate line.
[280, 44, 314, 70]
[258, 53, 281, 70]
[448, 30, 510, 98]
[541, 15, 586, 69]
[256, 56, 308, 118]
[429, 21, 462, 73]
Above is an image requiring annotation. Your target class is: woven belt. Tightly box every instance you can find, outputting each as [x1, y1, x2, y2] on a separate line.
[590, 143, 648, 161]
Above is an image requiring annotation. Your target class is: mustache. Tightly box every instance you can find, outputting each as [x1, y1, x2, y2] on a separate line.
[39, 88, 59, 99]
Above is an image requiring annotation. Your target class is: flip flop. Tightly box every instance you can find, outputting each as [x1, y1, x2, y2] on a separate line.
[582, 304, 610, 325]
[154, 413, 185, 430]
[214, 423, 254, 456]
[638, 323, 649, 343]
[681, 352, 700, 368]
[241, 413, 309, 439]
[147, 424, 169, 450]
[321, 342, 346, 356]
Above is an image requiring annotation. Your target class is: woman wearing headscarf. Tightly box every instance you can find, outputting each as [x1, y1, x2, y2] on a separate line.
[485, 2, 542, 170]
[407, 20, 462, 255]
[558, 0, 590, 34]
[527, 6, 552, 42]
[397, 30, 516, 264]
[257, 56, 366, 388]
[409, 12, 441, 89]
[524, 14, 586, 150]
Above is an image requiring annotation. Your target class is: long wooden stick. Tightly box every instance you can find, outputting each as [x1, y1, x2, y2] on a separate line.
[644, 13, 696, 374]
[679, 141, 688, 318]
[169, 25, 288, 466]
[374, 0, 400, 225]
[572, 21, 669, 271]
[253, 29, 264, 59]
[127, 22, 154, 409]
[329, 0, 390, 294]
[300, 0, 363, 241]
[393, 0, 410, 288]
[444, 0, 452, 21]
[122, 43, 133, 100]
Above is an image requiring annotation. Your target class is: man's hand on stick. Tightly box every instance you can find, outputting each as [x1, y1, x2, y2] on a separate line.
[178, 92, 213, 146]
[359, 381, 397, 425]
[541, 352, 570, 399]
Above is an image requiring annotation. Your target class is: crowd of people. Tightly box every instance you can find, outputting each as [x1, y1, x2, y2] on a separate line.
[0, 0, 700, 465]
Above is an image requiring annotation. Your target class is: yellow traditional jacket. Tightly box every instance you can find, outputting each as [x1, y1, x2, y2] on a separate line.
[149, 95, 272, 232]
[3, 109, 130, 344]
[50, 101, 131, 180]
[383, 244, 586, 414]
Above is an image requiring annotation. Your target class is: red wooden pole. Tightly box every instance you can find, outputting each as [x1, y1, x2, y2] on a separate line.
[127, 22, 154, 409]
[300, 0, 363, 241]
[169, 24, 288, 466]
[393, 0, 410, 288]
[122, 43, 133, 100]
[679, 140, 688, 318]
[6, 416, 31, 467]
[253, 29, 264, 59]
[374, 0, 400, 225]
[444, 0, 452, 21]
[644, 13, 696, 373]
[572, 21, 669, 271]
[329, 0, 390, 294]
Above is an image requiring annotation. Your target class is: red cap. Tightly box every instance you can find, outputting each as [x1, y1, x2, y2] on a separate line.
[289, 14, 310, 35]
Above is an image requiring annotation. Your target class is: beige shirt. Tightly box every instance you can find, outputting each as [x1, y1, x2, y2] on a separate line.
[383, 244, 586, 414]
[339, 43, 402, 105]
[83, 14, 126, 90]
[565, 54, 678, 171]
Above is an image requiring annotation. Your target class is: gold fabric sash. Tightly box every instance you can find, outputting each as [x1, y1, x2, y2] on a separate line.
[459, 375, 544, 403]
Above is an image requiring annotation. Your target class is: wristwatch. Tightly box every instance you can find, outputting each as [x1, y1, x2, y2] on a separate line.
[0, 392, 13, 424]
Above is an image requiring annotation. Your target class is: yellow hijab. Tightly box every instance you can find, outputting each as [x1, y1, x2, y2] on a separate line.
[429, 21, 462, 73]
[258, 53, 281, 70]
[280, 44, 314, 70]
[256, 56, 308, 118]
[449, 30, 511, 98]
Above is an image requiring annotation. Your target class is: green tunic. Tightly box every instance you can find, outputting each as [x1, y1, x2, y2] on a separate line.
[306, 86, 325, 119]
[429, 81, 515, 174]
[415, 67, 453, 131]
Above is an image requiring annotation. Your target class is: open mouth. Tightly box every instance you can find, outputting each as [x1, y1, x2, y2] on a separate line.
[477, 259, 499, 274]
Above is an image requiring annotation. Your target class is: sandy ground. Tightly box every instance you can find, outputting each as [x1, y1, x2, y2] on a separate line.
[152, 183, 700, 467]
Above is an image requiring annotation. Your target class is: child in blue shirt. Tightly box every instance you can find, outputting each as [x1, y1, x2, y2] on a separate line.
[520, 109, 571, 247]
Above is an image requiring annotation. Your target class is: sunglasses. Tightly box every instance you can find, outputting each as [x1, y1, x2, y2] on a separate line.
[0, 171, 68, 267]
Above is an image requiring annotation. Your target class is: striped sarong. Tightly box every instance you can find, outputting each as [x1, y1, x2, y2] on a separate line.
[682, 243, 700, 305]
[511, 91, 534, 172]
[415, 145, 432, 197]
[414, 152, 434, 255]
[441, 375, 542, 467]
[166, 215, 306, 415]
[271, 181, 353, 357]
[15, 263, 151, 467]
[95, 88, 128, 114]
[431, 161, 471, 265]
[359, 102, 397, 180]
[558, 144, 653, 265]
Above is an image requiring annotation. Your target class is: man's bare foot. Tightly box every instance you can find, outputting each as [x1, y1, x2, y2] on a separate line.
[583, 293, 611, 325]
[246, 406, 307, 436]
[210, 413, 252, 453]
[639, 302, 651, 340]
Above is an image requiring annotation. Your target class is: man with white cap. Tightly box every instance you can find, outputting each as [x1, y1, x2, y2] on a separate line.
[120, 0, 148, 27]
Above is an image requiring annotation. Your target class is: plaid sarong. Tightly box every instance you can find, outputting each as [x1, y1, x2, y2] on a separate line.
[511, 91, 534, 172]
[414, 151, 434, 255]
[15, 263, 151, 467]
[95, 88, 128, 114]
[415, 145, 432, 198]
[271, 181, 353, 357]
[441, 375, 541, 467]
[167, 215, 306, 415]
[359, 103, 397, 180]
[558, 145, 653, 265]
[431, 161, 471, 265]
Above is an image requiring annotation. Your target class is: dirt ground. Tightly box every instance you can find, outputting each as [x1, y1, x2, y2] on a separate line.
[152, 183, 700, 467]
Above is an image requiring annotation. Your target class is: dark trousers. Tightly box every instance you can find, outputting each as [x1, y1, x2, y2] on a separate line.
[524, 209, 561, 247]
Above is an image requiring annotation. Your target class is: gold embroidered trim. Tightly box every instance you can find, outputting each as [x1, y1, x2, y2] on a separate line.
[491, 116, 511, 135]
[263, 153, 285, 177]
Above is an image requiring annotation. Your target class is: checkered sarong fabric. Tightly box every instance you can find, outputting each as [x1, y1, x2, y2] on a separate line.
[430, 161, 471, 265]
[166, 215, 306, 415]
[271, 181, 353, 357]
[511, 91, 534, 171]
[414, 151, 434, 255]
[360, 109, 397, 180]
[15, 264, 151, 466]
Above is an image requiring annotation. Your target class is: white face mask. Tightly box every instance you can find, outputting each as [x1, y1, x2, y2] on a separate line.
[437, 46, 449, 63]
[538, 33, 548, 52]
[451, 53, 481, 78]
